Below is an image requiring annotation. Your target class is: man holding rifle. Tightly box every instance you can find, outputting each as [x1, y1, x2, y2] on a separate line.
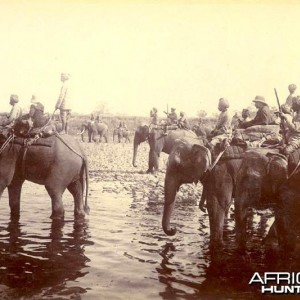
[279, 96, 300, 155]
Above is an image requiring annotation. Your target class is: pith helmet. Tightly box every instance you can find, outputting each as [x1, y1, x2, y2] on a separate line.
[253, 95, 267, 105]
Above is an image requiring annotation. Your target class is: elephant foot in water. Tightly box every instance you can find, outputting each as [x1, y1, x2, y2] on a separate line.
[50, 210, 65, 220]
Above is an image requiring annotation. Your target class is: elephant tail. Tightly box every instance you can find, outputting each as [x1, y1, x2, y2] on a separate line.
[83, 156, 90, 215]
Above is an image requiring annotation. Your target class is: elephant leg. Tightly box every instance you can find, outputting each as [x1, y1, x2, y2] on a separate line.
[88, 130, 92, 143]
[207, 194, 227, 247]
[45, 185, 65, 220]
[67, 180, 85, 219]
[8, 179, 24, 219]
[147, 149, 159, 174]
[234, 192, 249, 250]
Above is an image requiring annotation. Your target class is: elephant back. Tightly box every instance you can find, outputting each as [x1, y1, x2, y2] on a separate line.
[211, 144, 247, 161]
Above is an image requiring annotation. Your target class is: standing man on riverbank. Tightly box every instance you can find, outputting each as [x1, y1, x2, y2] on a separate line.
[55, 72, 71, 134]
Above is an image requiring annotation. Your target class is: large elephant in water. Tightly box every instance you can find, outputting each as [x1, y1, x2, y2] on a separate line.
[80, 121, 108, 143]
[162, 140, 211, 236]
[0, 129, 89, 220]
[234, 149, 300, 252]
[162, 140, 247, 247]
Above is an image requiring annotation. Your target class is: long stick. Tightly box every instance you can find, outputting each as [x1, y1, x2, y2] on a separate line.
[274, 88, 287, 144]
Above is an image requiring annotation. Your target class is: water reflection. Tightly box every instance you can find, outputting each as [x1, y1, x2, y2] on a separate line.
[0, 218, 93, 298]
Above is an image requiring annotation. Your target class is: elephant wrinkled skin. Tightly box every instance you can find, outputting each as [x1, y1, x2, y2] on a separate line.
[234, 149, 300, 252]
[162, 140, 211, 236]
[0, 132, 89, 220]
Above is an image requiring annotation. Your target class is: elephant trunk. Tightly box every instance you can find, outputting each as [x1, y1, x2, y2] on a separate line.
[162, 175, 178, 236]
[132, 133, 139, 167]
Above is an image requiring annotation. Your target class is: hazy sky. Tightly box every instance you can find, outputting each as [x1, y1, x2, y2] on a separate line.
[1, 0, 300, 117]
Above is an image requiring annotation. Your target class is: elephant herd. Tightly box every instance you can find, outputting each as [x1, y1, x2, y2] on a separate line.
[80, 121, 130, 143]
[1, 117, 299, 257]
[132, 124, 300, 256]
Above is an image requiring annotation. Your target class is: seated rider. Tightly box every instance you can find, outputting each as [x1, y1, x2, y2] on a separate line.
[0, 94, 22, 127]
[208, 98, 232, 148]
[279, 96, 300, 155]
[150, 107, 159, 126]
[240, 96, 274, 128]
[177, 111, 190, 130]
[167, 107, 178, 125]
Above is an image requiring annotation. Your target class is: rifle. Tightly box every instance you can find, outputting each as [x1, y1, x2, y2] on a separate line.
[163, 104, 169, 116]
[274, 88, 287, 144]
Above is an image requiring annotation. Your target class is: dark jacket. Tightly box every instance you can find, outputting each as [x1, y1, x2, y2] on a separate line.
[242, 105, 274, 128]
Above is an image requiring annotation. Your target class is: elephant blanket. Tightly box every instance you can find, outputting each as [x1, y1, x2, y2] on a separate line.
[211, 144, 247, 161]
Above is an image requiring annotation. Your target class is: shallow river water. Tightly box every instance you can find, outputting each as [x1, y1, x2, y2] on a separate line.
[0, 143, 298, 299]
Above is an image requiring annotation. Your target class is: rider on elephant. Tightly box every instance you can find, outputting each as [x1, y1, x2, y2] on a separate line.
[55, 72, 72, 134]
[279, 96, 300, 155]
[240, 96, 274, 129]
[208, 98, 232, 148]
[286, 83, 297, 108]
[167, 108, 178, 125]
[0, 94, 22, 127]
[150, 107, 159, 126]
[177, 111, 190, 130]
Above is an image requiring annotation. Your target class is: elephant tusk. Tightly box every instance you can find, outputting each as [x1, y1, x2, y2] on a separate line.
[79, 129, 85, 135]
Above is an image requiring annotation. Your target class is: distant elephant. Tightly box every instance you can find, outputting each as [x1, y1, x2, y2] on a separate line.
[162, 140, 211, 236]
[113, 128, 130, 143]
[234, 149, 297, 251]
[80, 121, 108, 143]
[132, 125, 150, 167]
[147, 128, 201, 173]
[0, 129, 89, 220]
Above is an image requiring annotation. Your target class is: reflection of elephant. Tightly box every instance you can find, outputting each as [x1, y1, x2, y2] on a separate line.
[80, 121, 108, 143]
[147, 128, 200, 173]
[0, 131, 89, 220]
[132, 125, 150, 167]
[0, 218, 91, 295]
[162, 140, 211, 236]
[234, 150, 295, 251]
[113, 128, 130, 143]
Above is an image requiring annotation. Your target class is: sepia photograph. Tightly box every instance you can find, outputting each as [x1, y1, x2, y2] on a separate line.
[1, 0, 300, 299]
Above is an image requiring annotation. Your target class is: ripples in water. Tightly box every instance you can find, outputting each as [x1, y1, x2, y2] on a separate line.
[0, 179, 298, 299]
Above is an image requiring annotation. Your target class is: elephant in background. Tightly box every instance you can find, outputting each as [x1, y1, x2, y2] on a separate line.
[0, 130, 89, 220]
[132, 125, 150, 167]
[234, 149, 300, 252]
[147, 128, 201, 173]
[162, 140, 211, 236]
[113, 128, 130, 143]
[80, 121, 108, 143]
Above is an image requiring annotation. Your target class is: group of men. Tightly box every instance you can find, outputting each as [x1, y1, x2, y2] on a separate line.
[0, 72, 71, 135]
[150, 107, 190, 130]
[149, 83, 300, 156]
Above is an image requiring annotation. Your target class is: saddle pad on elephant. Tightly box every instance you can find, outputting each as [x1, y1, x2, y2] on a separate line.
[212, 145, 246, 161]
[288, 148, 300, 175]
[13, 136, 54, 148]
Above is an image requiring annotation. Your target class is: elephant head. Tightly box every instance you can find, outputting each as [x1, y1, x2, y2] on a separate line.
[132, 125, 149, 167]
[162, 142, 211, 236]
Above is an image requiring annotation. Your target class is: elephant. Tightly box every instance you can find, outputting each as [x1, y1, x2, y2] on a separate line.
[0, 129, 89, 220]
[147, 128, 202, 173]
[234, 149, 300, 252]
[162, 139, 247, 247]
[80, 121, 108, 143]
[162, 140, 211, 236]
[132, 125, 150, 167]
[113, 128, 130, 143]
